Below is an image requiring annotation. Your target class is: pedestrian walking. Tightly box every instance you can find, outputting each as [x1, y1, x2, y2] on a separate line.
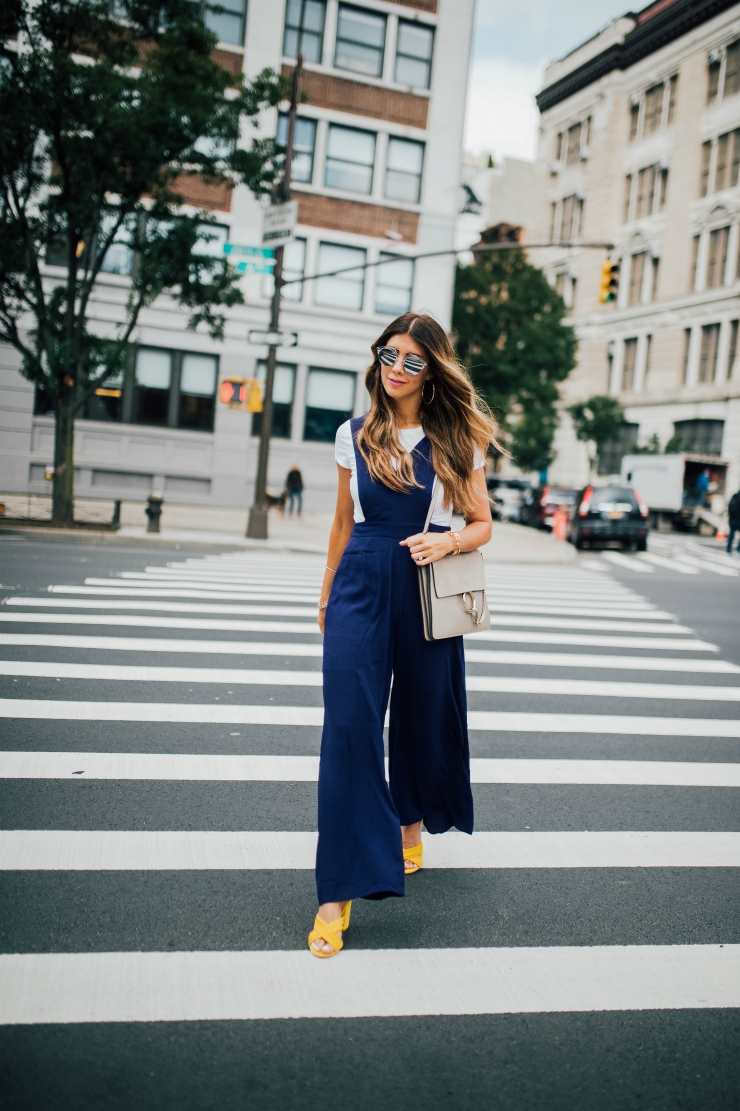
[727, 488, 740, 554]
[309, 312, 498, 957]
[285, 463, 303, 516]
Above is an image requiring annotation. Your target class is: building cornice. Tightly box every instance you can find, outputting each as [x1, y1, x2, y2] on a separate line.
[537, 0, 740, 113]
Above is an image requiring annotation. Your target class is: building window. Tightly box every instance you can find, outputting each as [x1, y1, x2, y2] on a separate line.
[729, 320, 739, 378]
[554, 272, 566, 298]
[726, 40, 740, 98]
[690, 236, 700, 290]
[644, 334, 653, 384]
[629, 101, 640, 142]
[283, 0, 326, 63]
[303, 368, 356, 442]
[659, 168, 668, 209]
[395, 19, 433, 89]
[205, 0, 246, 45]
[698, 324, 720, 383]
[565, 123, 582, 166]
[708, 56, 721, 104]
[700, 141, 712, 197]
[314, 242, 366, 310]
[623, 176, 633, 222]
[635, 167, 654, 218]
[622, 338, 638, 390]
[628, 252, 646, 306]
[643, 84, 663, 134]
[178, 354, 217, 431]
[707, 226, 730, 288]
[550, 202, 557, 240]
[325, 124, 375, 194]
[673, 418, 724, 455]
[135, 348, 172, 427]
[682, 328, 691, 383]
[263, 237, 306, 303]
[83, 368, 125, 422]
[335, 4, 386, 78]
[667, 75, 678, 123]
[251, 362, 296, 439]
[375, 254, 414, 315]
[99, 213, 136, 275]
[651, 257, 660, 300]
[559, 194, 582, 243]
[598, 422, 638, 476]
[277, 114, 317, 184]
[385, 137, 424, 203]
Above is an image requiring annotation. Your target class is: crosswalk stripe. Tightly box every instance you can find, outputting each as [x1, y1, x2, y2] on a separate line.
[2, 830, 738, 870]
[15, 596, 320, 616]
[2, 752, 738, 786]
[637, 553, 700, 574]
[2, 612, 714, 649]
[3, 660, 739, 701]
[49, 586, 321, 604]
[600, 553, 655, 572]
[33, 595, 675, 622]
[2, 699, 739, 735]
[0, 613, 322, 634]
[2, 634, 733, 672]
[667, 555, 740, 577]
[1, 943, 738, 1025]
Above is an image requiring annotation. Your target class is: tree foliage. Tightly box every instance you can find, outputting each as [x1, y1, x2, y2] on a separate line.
[0, 0, 285, 522]
[567, 394, 624, 470]
[452, 237, 577, 472]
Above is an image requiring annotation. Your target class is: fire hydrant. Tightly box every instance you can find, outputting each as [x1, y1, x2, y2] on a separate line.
[145, 492, 164, 533]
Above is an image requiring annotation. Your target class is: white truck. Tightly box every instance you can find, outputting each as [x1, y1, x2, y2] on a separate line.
[620, 453, 727, 532]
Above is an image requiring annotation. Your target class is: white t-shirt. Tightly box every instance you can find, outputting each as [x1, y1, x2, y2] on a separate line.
[334, 420, 484, 526]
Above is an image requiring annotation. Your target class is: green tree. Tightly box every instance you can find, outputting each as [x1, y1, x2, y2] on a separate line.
[453, 232, 577, 472]
[0, 0, 285, 524]
[567, 394, 624, 474]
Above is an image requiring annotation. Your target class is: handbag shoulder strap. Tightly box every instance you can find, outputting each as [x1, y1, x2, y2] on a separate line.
[422, 476, 439, 535]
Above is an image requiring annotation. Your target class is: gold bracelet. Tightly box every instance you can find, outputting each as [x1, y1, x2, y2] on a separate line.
[447, 530, 461, 556]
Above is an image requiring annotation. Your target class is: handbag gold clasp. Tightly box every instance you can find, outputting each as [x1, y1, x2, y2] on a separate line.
[461, 591, 486, 626]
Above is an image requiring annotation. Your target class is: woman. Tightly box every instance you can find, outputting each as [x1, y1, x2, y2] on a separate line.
[309, 312, 498, 957]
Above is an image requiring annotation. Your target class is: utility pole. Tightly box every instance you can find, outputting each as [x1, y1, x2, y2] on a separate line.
[246, 54, 303, 540]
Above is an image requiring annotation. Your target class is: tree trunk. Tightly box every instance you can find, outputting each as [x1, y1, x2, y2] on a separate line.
[51, 395, 76, 525]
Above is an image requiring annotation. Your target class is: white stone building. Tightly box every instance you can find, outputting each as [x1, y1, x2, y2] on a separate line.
[0, 0, 474, 514]
[531, 0, 740, 497]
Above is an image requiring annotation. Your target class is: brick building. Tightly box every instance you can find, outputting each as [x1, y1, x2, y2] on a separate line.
[531, 0, 740, 499]
[0, 0, 475, 513]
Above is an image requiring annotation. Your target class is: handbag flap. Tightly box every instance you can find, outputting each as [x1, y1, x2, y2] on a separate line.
[431, 550, 486, 598]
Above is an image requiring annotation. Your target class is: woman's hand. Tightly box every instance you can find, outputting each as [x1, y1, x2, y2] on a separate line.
[317, 604, 327, 635]
[400, 531, 455, 565]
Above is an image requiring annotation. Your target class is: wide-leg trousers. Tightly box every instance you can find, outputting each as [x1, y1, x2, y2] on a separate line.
[316, 523, 474, 905]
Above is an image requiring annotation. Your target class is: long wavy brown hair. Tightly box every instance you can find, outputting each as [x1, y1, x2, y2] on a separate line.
[355, 312, 502, 518]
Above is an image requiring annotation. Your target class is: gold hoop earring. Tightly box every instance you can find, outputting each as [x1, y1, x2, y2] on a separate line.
[422, 380, 435, 404]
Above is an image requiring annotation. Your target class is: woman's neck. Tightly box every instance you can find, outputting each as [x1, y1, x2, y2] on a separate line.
[393, 396, 422, 429]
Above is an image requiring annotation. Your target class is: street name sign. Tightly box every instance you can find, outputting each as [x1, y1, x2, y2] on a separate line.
[248, 329, 298, 347]
[262, 201, 298, 247]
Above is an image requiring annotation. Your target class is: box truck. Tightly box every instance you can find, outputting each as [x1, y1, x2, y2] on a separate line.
[621, 453, 727, 532]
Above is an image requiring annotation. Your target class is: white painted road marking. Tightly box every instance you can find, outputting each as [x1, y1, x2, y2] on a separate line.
[2, 751, 738, 786]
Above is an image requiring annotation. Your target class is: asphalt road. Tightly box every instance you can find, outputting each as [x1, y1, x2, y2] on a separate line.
[0, 531, 738, 1111]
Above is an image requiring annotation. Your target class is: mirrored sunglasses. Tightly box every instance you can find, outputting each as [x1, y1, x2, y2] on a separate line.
[377, 346, 427, 376]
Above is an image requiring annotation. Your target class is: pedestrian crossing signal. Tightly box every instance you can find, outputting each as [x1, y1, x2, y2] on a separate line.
[218, 378, 263, 412]
[599, 259, 619, 303]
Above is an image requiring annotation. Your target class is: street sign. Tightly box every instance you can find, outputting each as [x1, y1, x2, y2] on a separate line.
[248, 329, 298, 347]
[223, 244, 274, 258]
[262, 201, 298, 247]
[236, 261, 276, 274]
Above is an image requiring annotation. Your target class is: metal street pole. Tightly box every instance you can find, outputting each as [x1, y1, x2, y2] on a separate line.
[246, 54, 303, 540]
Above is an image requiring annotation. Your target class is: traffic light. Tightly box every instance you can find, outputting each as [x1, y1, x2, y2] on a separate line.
[599, 258, 619, 303]
[218, 378, 263, 412]
[219, 378, 246, 408]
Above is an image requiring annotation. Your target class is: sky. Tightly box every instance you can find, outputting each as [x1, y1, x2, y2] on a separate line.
[464, 0, 634, 163]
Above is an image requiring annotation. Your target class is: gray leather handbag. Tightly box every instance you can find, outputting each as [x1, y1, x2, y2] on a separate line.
[417, 477, 490, 641]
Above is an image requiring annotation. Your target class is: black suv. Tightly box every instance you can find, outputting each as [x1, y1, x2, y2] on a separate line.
[567, 485, 649, 550]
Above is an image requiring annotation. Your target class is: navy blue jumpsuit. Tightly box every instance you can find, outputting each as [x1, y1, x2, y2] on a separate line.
[316, 416, 474, 905]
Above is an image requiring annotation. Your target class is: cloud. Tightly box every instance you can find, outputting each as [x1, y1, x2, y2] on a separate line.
[465, 57, 545, 163]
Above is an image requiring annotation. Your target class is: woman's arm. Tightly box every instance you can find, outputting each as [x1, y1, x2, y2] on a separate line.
[400, 468, 492, 565]
[318, 465, 355, 633]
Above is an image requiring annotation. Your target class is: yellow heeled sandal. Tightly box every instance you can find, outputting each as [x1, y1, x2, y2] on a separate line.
[403, 842, 423, 874]
[308, 902, 352, 959]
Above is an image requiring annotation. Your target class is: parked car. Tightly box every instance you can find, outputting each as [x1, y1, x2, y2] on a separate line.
[485, 477, 531, 522]
[521, 485, 578, 529]
[567, 484, 649, 550]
